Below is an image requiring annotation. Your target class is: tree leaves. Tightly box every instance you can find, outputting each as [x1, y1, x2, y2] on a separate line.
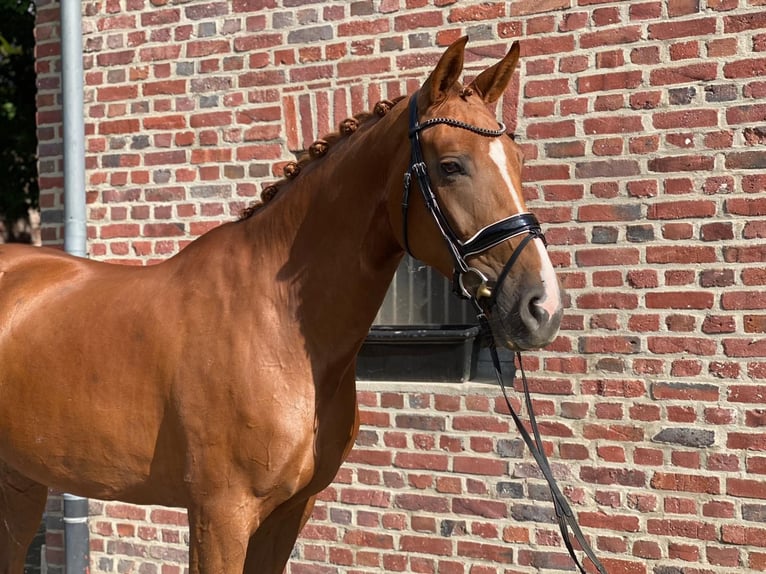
[0, 0, 37, 242]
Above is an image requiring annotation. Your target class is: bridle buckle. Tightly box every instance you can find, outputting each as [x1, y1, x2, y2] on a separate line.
[456, 267, 491, 300]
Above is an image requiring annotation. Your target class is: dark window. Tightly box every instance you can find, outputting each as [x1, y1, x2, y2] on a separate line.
[375, 255, 477, 325]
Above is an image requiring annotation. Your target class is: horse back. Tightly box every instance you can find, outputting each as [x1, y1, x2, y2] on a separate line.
[0, 244, 182, 498]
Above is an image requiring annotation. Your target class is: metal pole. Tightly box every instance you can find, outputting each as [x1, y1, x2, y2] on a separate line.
[60, 0, 90, 572]
[61, 0, 86, 257]
[62, 494, 89, 574]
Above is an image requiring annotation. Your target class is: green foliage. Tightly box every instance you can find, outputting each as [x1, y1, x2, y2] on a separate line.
[0, 0, 37, 242]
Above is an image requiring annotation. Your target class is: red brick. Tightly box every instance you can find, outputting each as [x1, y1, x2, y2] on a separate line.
[451, 498, 508, 519]
[580, 335, 640, 354]
[338, 58, 390, 78]
[106, 504, 147, 521]
[647, 518, 717, 541]
[668, 0, 701, 16]
[559, 11, 588, 31]
[394, 11, 443, 31]
[646, 246, 717, 264]
[647, 200, 716, 219]
[580, 466, 646, 486]
[399, 535, 452, 556]
[633, 540, 661, 559]
[393, 453, 448, 471]
[725, 103, 766, 126]
[649, 17, 716, 39]
[584, 116, 644, 134]
[668, 542, 699, 562]
[576, 293, 638, 310]
[142, 80, 186, 95]
[725, 57, 766, 79]
[149, 508, 187, 526]
[139, 45, 182, 62]
[580, 25, 642, 48]
[724, 339, 766, 357]
[597, 445, 626, 462]
[185, 39, 230, 58]
[724, 11, 766, 32]
[653, 109, 719, 129]
[97, 15, 137, 31]
[100, 224, 140, 239]
[341, 531, 394, 549]
[726, 151, 766, 170]
[456, 541, 512, 564]
[707, 545, 742, 567]
[526, 119, 576, 139]
[520, 35, 576, 56]
[629, 2, 662, 20]
[447, 2, 505, 22]
[648, 336, 717, 355]
[650, 63, 718, 85]
[576, 159, 641, 178]
[651, 472, 720, 494]
[727, 432, 766, 451]
[578, 71, 643, 93]
[525, 78, 569, 98]
[649, 154, 716, 173]
[98, 119, 140, 135]
[510, 0, 569, 16]
[339, 488, 391, 508]
[140, 8, 180, 25]
[583, 423, 644, 442]
[645, 292, 714, 309]
[579, 511, 640, 532]
[728, 478, 766, 500]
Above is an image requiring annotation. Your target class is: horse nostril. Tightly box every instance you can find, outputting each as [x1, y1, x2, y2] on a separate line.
[515, 285, 564, 349]
[522, 293, 548, 332]
[519, 287, 558, 338]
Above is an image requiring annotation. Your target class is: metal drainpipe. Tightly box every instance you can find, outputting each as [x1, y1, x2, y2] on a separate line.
[60, 0, 90, 572]
[61, 0, 86, 256]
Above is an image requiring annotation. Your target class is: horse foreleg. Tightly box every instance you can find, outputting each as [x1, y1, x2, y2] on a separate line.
[243, 495, 317, 574]
[0, 463, 48, 574]
[187, 496, 255, 574]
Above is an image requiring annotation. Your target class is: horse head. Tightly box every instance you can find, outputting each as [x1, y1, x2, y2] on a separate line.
[390, 37, 563, 350]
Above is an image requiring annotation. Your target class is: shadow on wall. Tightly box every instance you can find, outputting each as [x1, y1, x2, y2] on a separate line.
[24, 521, 45, 574]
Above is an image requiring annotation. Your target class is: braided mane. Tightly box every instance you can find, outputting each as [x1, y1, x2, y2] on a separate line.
[239, 96, 407, 220]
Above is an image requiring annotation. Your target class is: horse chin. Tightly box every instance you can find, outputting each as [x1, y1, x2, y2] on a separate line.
[487, 316, 543, 352]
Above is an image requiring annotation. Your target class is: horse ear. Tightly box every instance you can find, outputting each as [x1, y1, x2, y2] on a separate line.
[420, 36, 468, 107]
[468, 42, 520, 104]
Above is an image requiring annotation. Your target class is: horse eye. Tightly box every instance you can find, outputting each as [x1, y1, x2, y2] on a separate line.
[440, 160, 463, 175]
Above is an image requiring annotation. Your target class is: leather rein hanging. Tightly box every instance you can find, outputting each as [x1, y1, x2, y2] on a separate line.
[402, 91, 607, 574]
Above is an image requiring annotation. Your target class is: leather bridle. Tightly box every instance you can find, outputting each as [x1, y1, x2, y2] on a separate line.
[402, 90, 544, 303]
[401, 91, 607, 574]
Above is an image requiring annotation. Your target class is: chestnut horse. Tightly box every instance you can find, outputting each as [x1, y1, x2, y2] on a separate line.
[0, 38, 562, 574]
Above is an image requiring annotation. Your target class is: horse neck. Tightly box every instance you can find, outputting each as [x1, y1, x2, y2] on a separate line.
[241, 102, 410, 355]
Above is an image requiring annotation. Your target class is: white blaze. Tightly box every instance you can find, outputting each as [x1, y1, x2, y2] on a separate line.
[533, 236, 562, 317]
[488, 139, 560, 315]
[488, 139, 524, 213]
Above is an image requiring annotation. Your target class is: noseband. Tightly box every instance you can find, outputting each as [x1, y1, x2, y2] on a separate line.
[401, 91, 607, 574]
[401, 90, 544, 303]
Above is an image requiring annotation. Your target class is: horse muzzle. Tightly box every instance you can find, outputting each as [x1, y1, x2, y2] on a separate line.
[485, 280, 563, 350]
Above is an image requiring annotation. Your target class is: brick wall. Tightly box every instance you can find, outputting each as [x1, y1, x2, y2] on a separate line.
[33, 0, 766, 573]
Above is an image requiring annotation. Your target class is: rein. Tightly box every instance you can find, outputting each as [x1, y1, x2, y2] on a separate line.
[402, 92, 607, 574]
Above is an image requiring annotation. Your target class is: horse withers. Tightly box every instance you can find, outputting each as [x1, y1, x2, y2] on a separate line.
[0, 38, 562, 574]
